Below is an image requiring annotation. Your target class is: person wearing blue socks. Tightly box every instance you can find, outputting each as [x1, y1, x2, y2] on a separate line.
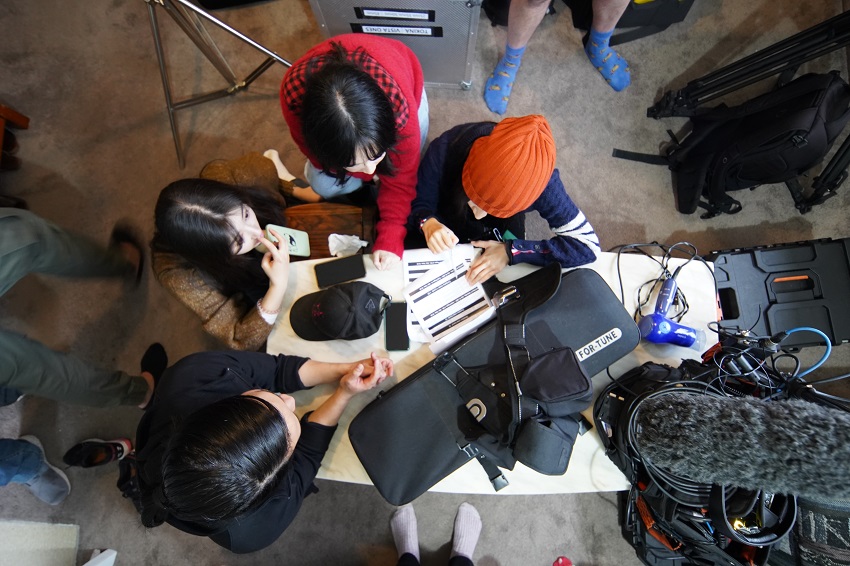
[585, 26, 631, 91]
[484, 0, 631, 114]
[484, 44, 526, 115]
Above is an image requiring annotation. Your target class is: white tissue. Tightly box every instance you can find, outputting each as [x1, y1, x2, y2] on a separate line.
[329, 233, 368, 257]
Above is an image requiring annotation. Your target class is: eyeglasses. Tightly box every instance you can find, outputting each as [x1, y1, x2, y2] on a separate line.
[347, 151, 386, 169]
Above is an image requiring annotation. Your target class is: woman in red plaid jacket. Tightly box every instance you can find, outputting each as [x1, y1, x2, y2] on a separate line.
[280, 34, 428, 270]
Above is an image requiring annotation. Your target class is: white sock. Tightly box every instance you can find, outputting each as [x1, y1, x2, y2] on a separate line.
[390, 504, 419, 560]
[263, 149, 295, 182]
[450, 502, 482, 560]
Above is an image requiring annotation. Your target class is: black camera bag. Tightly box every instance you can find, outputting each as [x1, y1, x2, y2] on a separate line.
[349, 266, 639, 505]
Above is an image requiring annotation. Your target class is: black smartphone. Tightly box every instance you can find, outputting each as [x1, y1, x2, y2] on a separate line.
[385, 301, 410, 351]
[314, 255, 367, 288]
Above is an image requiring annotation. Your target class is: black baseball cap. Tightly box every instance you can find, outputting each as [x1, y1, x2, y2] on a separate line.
[290, 281, 390, 341]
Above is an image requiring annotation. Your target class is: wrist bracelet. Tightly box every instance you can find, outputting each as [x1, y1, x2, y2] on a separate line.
[257, 299, 280, 316]
[419, 216, 433, 233]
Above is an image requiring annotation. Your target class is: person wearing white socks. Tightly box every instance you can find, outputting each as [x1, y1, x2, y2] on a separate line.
[391, 502, 482, 566]
[263, 149, 298, 186]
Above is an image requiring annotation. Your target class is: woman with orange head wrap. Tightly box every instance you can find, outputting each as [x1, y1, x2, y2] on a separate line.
[408, 115, 600, 284]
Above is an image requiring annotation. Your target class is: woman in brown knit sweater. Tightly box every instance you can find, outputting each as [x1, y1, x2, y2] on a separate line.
[151, 177, 290, 351]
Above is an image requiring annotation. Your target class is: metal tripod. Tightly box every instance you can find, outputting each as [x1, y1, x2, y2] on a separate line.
[145, 0, 291, 168]
[645, 10, 850, 213]
[648, 10, 850, 119]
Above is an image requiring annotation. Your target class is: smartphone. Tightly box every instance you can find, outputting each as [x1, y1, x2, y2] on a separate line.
[314, 254, 367, 288]
[385, 301, 410, 351]
[265, 224, 311, 257]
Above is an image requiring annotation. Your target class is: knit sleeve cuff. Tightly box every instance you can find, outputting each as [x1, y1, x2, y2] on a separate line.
[374, 223, 406, 258]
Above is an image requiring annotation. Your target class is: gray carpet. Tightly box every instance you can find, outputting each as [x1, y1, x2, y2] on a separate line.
[1, 0, 849, 564]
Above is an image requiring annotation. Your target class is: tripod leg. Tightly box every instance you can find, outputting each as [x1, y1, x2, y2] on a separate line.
[144, 0, 292, 167]
[162, 0, 239, 85]
[649, 11, 850, 117]
[171, 0, 291, 67]
[147, 0, 185, 169]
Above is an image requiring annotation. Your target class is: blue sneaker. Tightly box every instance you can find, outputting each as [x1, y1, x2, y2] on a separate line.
[19, 435, 70, 505]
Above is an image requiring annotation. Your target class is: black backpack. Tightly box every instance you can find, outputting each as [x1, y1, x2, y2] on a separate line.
[616, 72, 850, 218]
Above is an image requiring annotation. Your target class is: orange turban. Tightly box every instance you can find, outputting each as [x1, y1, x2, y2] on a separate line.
[461, 115, 556, 218]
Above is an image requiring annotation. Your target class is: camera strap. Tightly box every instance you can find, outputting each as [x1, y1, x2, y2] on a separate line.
[495, 263, 563, 445]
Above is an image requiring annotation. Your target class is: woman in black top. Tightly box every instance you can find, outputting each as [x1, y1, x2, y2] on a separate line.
[135, 349, 392, 554]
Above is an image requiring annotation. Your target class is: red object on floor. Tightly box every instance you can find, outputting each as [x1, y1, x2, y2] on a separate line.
[0, 103, 29, 157]
[553, 558, 573, 566]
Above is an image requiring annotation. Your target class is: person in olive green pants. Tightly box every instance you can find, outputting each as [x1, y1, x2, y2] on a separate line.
[0, 208, 159, 407]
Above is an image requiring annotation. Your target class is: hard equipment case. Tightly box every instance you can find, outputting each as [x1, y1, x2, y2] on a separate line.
[710, 237, 850, 348]
[307, 0, 481, 89]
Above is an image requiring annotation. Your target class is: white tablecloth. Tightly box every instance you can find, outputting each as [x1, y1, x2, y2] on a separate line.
[267, 251, 716, 495]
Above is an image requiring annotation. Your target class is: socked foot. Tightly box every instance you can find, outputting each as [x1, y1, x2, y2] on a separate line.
[484, 45, 526, 115]
[585, 28, 631, 92]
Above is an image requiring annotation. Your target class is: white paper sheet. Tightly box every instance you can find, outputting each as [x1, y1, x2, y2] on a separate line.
[401, 245, 477, 343]
[403, 245, 495, 352]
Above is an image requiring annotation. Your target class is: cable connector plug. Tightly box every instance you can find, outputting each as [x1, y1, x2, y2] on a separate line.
[758, 332, 789, 352]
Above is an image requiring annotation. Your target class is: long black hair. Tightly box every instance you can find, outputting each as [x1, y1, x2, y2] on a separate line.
[139, 395, 293, 529]
[151, 178, 286, 300]
[301, 42, 398, 183]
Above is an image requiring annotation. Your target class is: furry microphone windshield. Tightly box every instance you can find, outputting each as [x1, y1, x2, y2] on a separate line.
[635, 394, 850, 499]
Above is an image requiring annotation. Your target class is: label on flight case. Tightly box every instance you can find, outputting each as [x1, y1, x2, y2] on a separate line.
[351, 23, 443, 37]
[575, 328, 623, 361]
[355, 7, 435, 21]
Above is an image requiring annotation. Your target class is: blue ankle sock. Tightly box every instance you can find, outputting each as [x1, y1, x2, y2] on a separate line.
[585, 28, 630, 92]
[484, 44, 526, 114]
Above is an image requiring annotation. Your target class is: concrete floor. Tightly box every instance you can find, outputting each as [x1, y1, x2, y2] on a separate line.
[1, 0, 848, 564]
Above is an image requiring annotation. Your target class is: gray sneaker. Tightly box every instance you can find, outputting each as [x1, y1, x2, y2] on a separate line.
[19, 435, 71, 505]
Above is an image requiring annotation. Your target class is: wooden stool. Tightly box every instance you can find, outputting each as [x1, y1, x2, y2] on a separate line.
[284, 203, 376, 260]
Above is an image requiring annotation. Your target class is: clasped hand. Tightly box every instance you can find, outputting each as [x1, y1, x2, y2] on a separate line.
[339, 352, 393, 396]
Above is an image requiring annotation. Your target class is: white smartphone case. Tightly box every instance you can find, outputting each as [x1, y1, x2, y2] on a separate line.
[266, 224, 311, 257]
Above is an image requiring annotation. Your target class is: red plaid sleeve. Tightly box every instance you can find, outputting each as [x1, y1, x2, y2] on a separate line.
[281, 46, 408, 131]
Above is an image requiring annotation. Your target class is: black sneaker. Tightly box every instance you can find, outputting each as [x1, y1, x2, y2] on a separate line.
[109, 223, 145, 285]
[63, 438, 132, 468]
[140, 343, 167, 379]
[139, 343, 168, 409]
